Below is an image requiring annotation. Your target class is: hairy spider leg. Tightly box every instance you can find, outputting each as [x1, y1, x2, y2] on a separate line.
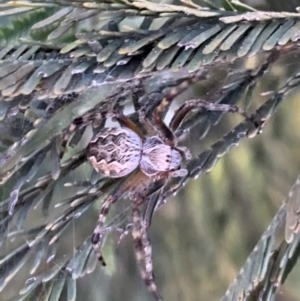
[60, 110, 145, 158]
[91, 195, 116, 266]
[114, 112, 145, 139]
[137, 75, 207, 165]
[91, 171, 165, 266]
[139, 88, 257, 234]
[60, 110, 105, 158]
[138, 78, 200, 161]
[169, 98, 255, 132]
[129, 80, 206, 233]
[138, 92, 163, 137]
[145, 74, 207, 145]
[132, 196, 162, 301]
[91, 172, 136, 266]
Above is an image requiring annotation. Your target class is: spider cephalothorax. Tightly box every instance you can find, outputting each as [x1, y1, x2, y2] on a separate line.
[87, 127, 189, 178]
[62, 77, 253, 301]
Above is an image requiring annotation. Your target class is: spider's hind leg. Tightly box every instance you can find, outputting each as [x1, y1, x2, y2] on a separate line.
[91, 195, 117, 266]
[91, 171, 163, 267]
[132, 196, 163, 301]
[60, 109, 145, 158]
[60, 110, 106, 158]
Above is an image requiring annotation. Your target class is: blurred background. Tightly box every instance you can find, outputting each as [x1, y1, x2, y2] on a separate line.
[1, 1, 300, 301]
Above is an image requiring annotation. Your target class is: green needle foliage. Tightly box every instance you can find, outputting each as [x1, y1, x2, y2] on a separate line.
[0, 1, 300, 301]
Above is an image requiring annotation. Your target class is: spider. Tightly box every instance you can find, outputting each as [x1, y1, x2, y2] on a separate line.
[61, 78, 253, 300]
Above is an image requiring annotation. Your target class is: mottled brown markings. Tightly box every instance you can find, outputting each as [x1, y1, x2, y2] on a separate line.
[87, 126, 188, 179]
[87, 127, 143, 178]
[64, 72, 249, 301]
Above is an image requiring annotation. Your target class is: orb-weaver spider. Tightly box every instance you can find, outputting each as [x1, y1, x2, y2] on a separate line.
[61, 78, 252, 300]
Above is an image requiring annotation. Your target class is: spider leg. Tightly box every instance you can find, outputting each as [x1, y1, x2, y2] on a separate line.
[115, 112, 145, 139]
[143, 191, 161, 229]
[170, 168, 188, 177]
[61, 110, 145, 158]
[154, 72, 208, 121]
[138, 92, 164, 137]
[139, 74, 206, 146]
[91, 173, 136, 265]
[175, 146, 192, 160]
[169, 99, 256, 132]
[60, 110, 105, 158]
[91, 195, 116, 266]
[132, 196, 162, 301]
[92, 171, 165, 266]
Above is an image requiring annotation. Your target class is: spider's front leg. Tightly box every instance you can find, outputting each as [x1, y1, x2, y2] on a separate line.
[138, 73, 207, 146]
[170, 99, 259, 134]
[132, 195, 163, 301]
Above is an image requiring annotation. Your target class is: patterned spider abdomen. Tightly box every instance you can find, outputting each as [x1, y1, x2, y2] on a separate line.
[87, 127, 142, 178]
[140, 136, 182, 176]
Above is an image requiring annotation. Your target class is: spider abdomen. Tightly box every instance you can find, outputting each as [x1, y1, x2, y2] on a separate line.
[87, 127, 142, 178]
